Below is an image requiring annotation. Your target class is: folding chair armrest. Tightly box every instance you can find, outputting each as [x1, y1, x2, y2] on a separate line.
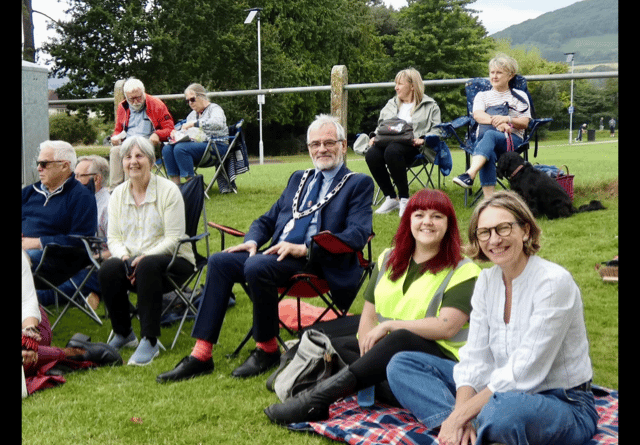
[311, 231, 356, 255]
[310, 231, 375, 269]
[208, 222, 246, 251]
[435, 116, 470, 146]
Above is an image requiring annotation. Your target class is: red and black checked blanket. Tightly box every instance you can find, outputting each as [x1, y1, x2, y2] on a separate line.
[288, 385, 618, 445]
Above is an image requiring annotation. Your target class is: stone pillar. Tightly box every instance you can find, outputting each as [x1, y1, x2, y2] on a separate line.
[331, 65, 348, 132]
[331, 65, 348, 163]
[114, 79, 125, 122]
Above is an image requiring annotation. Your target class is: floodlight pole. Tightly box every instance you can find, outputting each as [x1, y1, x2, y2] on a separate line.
[245, 7, 264, 164]
[565, 52, 575, 145]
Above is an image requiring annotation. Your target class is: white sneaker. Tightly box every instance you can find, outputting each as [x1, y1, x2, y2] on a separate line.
[375, 197, 399, 214]
[398, 198, 409, 217]
[127, 338, 160, 366]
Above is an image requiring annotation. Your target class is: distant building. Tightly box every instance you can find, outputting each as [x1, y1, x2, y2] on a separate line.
[48, 90, 67, 115]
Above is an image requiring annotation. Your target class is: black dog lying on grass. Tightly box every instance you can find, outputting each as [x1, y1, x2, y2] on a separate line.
[496, 152, 605, 219]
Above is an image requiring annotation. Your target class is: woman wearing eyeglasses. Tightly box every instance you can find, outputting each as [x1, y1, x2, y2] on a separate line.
[366, 68, 442, 217]
[387, 191, 598, 445]
[162, 83, 228, 185]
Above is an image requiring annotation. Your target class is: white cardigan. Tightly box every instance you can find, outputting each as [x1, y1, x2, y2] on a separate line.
[453, 255, 592, 394]
[107, 175, 195, 267]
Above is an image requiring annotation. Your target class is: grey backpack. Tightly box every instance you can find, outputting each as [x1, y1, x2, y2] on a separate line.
[266, 329, 347, 402]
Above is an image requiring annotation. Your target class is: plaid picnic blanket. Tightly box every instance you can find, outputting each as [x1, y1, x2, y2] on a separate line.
[288, 385, 618, 445]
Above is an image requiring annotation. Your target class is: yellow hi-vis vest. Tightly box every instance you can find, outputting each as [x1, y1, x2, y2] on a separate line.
[374, 249, 480, 360]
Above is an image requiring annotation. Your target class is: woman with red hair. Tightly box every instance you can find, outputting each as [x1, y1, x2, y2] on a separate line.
[265, 189, 480, 425]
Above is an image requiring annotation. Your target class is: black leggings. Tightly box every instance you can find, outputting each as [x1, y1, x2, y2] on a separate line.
[331, 329, 454, 405]
[365, 141, 419, 199]
[99, 255, 194, 339]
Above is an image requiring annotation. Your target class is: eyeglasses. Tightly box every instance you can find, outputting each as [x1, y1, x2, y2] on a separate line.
[126, 94, 144, 103]
[308, 140, 342, 150]
[185, 97, 197, 104]
[476, 221, 521, 241]
[36, 160, 65, 169]
[75, 173, 97, 179]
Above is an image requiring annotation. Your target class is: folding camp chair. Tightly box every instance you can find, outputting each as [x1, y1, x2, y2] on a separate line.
[208, 222, 375, 358]
[32, 239, 104, 330]
[372, 149, 444, 206]
[195, 119, 250, 198]
[160, 174, 211, 349]
[436, 75, 552, 207]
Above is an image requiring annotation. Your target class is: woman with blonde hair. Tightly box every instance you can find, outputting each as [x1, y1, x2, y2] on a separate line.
[453, 54, 532, 198]
[366, 68, 443, 217]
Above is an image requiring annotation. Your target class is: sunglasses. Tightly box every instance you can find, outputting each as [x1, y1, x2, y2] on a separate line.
[36, 160, 66, 169]
[185, 97, 197, 104]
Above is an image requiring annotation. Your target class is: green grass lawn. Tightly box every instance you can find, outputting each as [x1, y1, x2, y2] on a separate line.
[23, 135, 618, 444]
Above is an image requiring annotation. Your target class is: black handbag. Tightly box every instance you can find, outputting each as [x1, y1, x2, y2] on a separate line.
[375, 118, 414, 148]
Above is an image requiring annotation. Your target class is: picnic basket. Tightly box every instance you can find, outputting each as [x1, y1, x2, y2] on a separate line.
[556, 165, 574, 200]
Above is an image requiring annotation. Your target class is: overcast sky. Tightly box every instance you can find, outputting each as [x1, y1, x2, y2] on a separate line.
[28, 0, 583, 64]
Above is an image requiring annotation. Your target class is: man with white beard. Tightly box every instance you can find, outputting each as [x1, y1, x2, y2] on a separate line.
[109, 78, 174, 189]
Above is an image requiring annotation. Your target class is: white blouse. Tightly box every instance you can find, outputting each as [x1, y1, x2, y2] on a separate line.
[453, 255, 592, 394]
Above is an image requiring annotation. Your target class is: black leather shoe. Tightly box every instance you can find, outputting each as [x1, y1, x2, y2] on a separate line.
[157, 355, 214, 383]
[231, 348, 281, 378]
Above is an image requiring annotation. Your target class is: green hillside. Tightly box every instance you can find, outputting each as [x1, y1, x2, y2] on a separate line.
[490, 0, 618, 64]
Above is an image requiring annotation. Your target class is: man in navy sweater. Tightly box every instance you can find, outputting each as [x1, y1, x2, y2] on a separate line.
[22, 140, 97, 282]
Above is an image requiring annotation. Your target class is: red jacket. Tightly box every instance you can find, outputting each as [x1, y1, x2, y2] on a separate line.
[112, 94, 174, 142]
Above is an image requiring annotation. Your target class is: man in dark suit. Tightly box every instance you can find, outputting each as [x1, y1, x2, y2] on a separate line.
[158, 114, 374, 383]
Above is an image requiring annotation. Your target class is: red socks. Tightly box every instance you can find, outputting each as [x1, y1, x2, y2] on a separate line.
[191, 339, 213, 362]
[256, 337, 278, 354]
[191, 337, 277, 361]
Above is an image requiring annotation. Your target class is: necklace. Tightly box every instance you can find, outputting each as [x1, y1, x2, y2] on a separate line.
[290, 169, 355, 219]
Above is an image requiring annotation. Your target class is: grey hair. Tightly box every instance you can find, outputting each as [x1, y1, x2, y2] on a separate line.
[119, 135, 156, 165]
[77, 155, 110, 182]
[40, 140, 77, 170]
[306, 114, 346, 143]
[123, 78, 146, 94]
[185, 83, 208, 98]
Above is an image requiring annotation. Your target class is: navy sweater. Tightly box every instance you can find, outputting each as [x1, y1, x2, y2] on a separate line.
[22, 176, 97, 248]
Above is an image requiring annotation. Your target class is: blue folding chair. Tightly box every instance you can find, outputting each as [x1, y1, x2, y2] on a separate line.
[436, 75, 552, 206]
[195, 119, 250, 198]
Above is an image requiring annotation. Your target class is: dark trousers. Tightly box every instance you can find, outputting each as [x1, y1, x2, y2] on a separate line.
[191, 251, 307, 344]
[331, 328, 453, 405]
[99, 255, 193, 339]
[365, 142, 419, 199]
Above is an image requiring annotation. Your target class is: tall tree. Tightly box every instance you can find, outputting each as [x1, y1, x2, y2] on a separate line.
[44, 0, 155, 111]
[390, 0, 494, 119]
[22, 0, 36, 62]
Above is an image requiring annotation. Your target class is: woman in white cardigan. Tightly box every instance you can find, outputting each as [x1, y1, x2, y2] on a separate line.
[387, 191, 598, 445]
[100, 136, 195, 366]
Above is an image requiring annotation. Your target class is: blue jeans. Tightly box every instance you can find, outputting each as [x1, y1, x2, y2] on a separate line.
[387, 351, 599, 444]
[162, 141, 228, 178]
[473, 130, 523, 187]
[37, 268, 101, 306]
[387, 351, 458, 429]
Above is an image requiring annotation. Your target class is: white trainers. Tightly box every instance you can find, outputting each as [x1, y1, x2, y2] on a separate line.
[398, 198, 409, 217]
[127, 337, 160, 366]
[375, 196, 399, 214]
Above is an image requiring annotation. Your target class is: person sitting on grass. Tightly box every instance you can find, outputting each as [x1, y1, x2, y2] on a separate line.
[387, 191, 598, 445]
[264, 188, 480, 425]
